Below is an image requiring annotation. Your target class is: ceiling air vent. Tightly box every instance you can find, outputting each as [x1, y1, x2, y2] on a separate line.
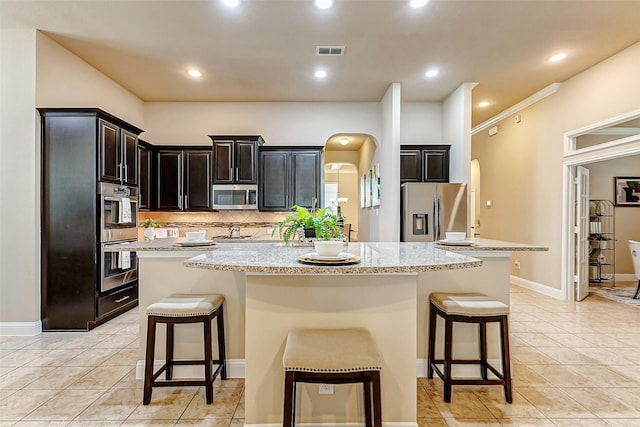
[316, 46, 345, 56]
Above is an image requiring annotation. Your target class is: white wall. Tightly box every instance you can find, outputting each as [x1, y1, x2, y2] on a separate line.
[362, 83, 401, 242]
[400, 102, 443, 145]
[473, 41, 640, 292]
[36, 33, 145, 128]
[0, 29, 40, 328]
[444, 83, 475, 184]
[143, 102, 381, 146]
[0, 32, 145, 328]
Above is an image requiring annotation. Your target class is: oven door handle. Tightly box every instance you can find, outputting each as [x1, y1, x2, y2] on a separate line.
[103, 196, 138, 203]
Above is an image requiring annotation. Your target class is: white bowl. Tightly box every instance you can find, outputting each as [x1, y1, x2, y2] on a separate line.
[314, 240, 344, 257]
[445, 232, 466, 242]
[185, 231, 206, 241]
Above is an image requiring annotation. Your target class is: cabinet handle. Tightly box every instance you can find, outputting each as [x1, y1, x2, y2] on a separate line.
[124, 164, 128, 182]
[116, 163, 121, 180]
[235, 167, 238, 182]
[178, 192, 182, 210]
[185, 194, 189, 210]
[114, 295, 130, 303]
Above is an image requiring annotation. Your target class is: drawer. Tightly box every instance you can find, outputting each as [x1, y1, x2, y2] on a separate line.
[97, 284, 138, 318]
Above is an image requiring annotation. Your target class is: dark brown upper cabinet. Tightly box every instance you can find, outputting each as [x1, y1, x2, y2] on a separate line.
[259, 147, 323, 211]
[157, 147, 212, 211]
[99, 118, 139, 186]
[210, 135, 265, 184]
[138, 140, 154, 210]
[400, 145, 450, 183]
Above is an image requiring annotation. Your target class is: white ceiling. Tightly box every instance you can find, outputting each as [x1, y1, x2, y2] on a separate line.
[3, 0, 640, 126]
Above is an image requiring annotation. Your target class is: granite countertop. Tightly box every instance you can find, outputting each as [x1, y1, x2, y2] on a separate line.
[106, 237, 547, 254]
[433, 237, 548, 251]
[104, 237, 277, 252]
[183, 242, 483, 274]
[107, 237, 547, 274]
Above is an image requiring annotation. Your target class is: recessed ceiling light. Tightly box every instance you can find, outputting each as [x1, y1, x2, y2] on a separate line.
[340, 138, 349, 145]
[315, 0, 333, 9]
[410, 0, 429, 8]
[221, 0, 240, 7]
[478, 101, 491, 107]
[425, 68, 439, 78]
[314, 70, 327, 78]
[548, 52, 568, 62]
[187, 69, 202, 78]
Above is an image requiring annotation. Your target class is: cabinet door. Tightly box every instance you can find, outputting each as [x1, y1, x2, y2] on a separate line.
[157, 151, 183, 210]
[138, 146, 153, 210]
[185, 150, 212, 211]
[259, 151, 289, 211]
[291, 150, 321, 209]
[122, 130, 138, 185]
[99, 119, 121, 182]
[400, 150, 422, 183]
[423, 150, 449, 182]
[213, 141, 234, 184]
[235, 140, 257, 183]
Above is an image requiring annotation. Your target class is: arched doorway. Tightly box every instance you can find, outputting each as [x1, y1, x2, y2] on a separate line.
[323, 134, 377, 242]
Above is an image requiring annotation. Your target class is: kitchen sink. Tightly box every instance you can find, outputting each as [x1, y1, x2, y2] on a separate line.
[211, 235, 255, 241]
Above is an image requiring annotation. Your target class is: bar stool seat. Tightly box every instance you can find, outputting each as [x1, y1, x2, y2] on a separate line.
[143, 293, 227, 405]
[427, 292, 512, 404]
[282, 327, 382, 427]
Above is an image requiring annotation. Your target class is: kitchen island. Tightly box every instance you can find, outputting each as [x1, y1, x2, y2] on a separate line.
[114, 238, 545, 426]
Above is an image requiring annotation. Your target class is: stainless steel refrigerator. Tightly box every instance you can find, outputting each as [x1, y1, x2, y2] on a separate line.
[401, 182, 468, 242]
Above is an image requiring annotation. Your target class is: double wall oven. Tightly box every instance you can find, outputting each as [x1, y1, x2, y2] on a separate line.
[99, 183, 138, 295]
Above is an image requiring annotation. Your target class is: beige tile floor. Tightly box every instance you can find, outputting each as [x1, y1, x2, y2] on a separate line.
[1, 283, 639, 426]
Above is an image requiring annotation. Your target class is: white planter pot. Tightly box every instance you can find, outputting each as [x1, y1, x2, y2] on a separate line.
[313, 240, 344, 257]
[144, 228, 155, 241]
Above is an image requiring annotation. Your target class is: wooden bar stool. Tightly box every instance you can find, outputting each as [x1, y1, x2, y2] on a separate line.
[282, 327, 382, 427]
[427, 292, 512, 404]
[143, 293, 227, 405]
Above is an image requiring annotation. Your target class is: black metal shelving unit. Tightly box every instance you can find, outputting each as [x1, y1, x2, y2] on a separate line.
[589, 199, 615, 286]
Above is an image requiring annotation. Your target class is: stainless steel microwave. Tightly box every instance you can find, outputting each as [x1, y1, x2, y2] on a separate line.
[212, 184, 258, 210]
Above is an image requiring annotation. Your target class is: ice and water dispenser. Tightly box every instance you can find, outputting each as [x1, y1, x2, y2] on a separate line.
[412, 213, 429, 236]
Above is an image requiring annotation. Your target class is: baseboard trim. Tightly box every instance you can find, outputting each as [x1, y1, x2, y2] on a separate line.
[0, 321, 42, 336]
[510, 275, 564, 300]
[244, 423, 417, 427]
[616, 273, 636, 282]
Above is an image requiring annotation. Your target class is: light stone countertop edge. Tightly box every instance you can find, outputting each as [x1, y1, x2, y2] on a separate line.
[104, 238, 548, 275]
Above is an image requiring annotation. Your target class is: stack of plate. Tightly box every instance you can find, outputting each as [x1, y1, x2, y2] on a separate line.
[435, 239, 476, 246]
[174, 239, 216, 247]
[297, 252, 360, 265]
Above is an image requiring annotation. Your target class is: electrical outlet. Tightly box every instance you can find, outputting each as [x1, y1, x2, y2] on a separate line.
[515, 260, 521, 270]
[319, 384, 334, 395]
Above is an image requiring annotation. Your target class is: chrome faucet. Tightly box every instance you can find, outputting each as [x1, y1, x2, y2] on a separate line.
[229, 226, 240, 239]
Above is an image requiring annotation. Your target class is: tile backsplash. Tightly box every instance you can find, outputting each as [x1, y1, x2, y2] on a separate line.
[137, 211, 290, 240]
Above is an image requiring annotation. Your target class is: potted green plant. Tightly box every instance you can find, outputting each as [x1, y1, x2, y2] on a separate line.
[274, 204, 344, 244]
[141, 218, 162, 240]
